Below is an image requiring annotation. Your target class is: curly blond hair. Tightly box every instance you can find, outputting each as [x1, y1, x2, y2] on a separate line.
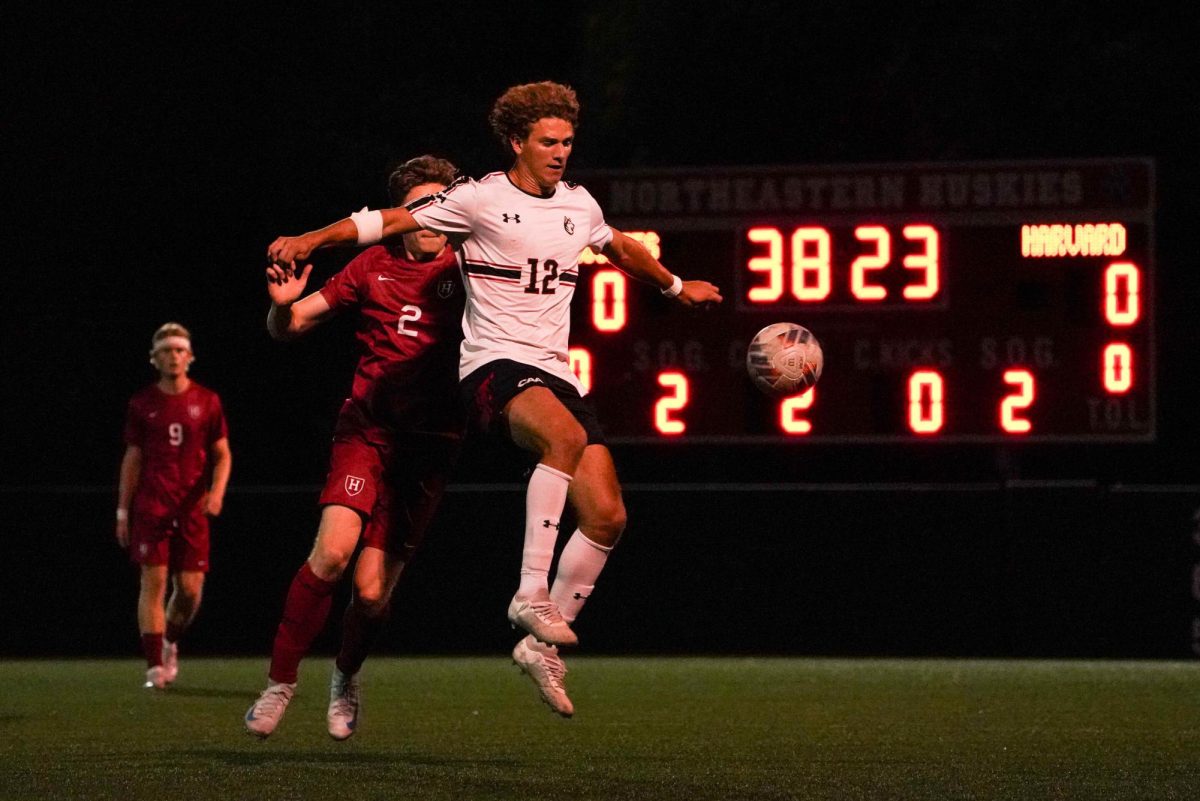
[489, 81, 580, 146]
[388, 155, 458, 206]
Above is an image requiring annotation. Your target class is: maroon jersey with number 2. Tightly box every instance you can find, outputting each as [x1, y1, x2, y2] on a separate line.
[318, 244, 464, 439]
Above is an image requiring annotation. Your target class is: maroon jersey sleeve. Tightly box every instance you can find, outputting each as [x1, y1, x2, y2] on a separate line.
[123, 396, 144, 447]
[207, 393, 229, 446]
[318, 249, 374, 310]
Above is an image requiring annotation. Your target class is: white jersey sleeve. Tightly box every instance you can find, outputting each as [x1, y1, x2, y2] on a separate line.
[405, 177, 478, 236]
[583, 189, 614, 252]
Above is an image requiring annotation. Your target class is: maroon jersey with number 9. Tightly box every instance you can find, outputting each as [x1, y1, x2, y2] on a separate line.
[124, 382, 228, 519]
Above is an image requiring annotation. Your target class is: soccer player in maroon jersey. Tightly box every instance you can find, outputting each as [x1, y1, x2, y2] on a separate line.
[116, 323, 232, 690]
[244, 156, 463, 740]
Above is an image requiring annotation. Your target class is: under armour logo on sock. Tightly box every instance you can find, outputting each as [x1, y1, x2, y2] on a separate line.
[542, 519, 560, 530]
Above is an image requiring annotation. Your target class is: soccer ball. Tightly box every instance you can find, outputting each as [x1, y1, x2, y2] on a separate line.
[746, 323, 824, 396]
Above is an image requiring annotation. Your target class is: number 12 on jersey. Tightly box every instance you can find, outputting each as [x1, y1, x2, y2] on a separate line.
[525, 258, 560, 295]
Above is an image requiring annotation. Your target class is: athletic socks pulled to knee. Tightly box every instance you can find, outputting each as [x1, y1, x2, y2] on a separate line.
[268, 562, 337, 684]
[140, 633, 164, 668]
[164, 620, 186, 645]
[335, 600, 391, 678]
[550, 529, 613, 623]
[518, 463, 572, 597]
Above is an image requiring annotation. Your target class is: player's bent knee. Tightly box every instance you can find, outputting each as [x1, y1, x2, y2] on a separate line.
[354, 592, 390, 618]
[548, 422, 588, 467]
[582, 499, 627, 545]
[176, 587, 202, 609]
[308, 548, 352, 580]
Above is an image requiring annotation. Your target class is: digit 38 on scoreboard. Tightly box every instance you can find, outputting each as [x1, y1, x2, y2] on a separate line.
[569, 158, 1154, 443]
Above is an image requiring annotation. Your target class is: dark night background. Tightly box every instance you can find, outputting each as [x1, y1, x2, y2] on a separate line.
[3, 4, 1198, 658]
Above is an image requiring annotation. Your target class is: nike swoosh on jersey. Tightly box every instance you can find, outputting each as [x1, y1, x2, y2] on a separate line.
[377, 275, 397, 281]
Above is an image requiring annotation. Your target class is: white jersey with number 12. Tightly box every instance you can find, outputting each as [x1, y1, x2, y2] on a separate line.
[406, 172, 613, 394]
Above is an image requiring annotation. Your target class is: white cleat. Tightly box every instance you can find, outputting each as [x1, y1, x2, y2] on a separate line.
[161, 640, 179, 685]
[143, 666, 168, 690]
[244, 682, 296, 739]
[507, 588, 578, 647]
[512, 636, 574, 718]
[327, 668, 361, 741]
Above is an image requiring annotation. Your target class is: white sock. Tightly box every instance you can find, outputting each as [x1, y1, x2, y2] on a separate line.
[550, 529, 613, 623]
[518, 463, 572, 596]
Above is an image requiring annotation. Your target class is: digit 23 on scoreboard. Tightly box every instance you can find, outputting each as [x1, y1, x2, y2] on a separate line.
[569, 158, 1154, 443]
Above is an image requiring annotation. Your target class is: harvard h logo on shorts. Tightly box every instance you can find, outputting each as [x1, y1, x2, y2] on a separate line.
[345, 475, 366, 496]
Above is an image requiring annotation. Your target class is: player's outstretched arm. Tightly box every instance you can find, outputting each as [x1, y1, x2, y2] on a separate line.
[601, 229, 723, 308]
[267, 208, 422, 270]
[266, 264, 335, 340]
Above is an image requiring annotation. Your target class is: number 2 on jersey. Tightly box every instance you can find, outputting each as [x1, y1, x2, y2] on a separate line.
[525, 258, 559, 294]
[397, 304, 422, 337]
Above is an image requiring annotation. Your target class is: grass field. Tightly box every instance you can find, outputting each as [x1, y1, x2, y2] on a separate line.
[1, 657, 1197, 800]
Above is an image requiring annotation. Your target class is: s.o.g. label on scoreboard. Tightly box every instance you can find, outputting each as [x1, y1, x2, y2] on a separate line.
[569, 159, 1154, 443]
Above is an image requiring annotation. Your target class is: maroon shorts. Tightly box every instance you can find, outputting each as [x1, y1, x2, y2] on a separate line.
[319, 430, 459, 558]
[130, 508, 210, 572]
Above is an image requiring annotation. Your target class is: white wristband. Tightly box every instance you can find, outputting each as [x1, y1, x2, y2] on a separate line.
[116, 509, 129, 522]
[350, 207, 384, 245]
[661, 274, 683, 297]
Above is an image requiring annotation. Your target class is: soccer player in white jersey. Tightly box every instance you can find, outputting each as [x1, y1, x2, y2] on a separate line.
[268, 81, 722, 716]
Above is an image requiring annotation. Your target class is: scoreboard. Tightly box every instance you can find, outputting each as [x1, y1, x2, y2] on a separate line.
[567, 158, 1155, 443]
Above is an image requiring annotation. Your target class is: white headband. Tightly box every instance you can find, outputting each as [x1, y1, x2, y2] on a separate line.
[151, 336, 192, 354]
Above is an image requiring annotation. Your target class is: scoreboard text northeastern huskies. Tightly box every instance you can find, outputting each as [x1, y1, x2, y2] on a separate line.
[566, 158, 1155, 443]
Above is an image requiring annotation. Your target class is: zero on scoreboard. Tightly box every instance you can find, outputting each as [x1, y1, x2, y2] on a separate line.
[568, 158, 1155, 443]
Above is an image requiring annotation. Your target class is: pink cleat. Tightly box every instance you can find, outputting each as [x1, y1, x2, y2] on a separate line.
[506, 588, 578, 647]
[512, 636, 574, 717]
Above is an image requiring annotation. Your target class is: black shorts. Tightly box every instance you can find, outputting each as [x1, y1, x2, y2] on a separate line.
[460, 359, 607, 447]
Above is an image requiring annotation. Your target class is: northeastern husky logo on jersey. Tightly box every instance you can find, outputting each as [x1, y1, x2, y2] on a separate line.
[563, 216, 575, 235]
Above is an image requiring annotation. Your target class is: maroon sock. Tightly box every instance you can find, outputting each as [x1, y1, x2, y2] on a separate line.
[164, 620, 185, 645]
[268, 562, 338, 684]
[335, 600, 391, 677]
[141, 633, 164, 668]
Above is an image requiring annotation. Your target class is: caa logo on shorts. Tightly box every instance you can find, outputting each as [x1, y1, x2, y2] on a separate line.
[345, 475, 366, 496]
[517, 377, 545, 388]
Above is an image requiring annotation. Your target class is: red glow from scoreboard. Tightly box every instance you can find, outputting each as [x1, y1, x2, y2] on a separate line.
[791, 227, 833, 301]
[1103, 343, 1133, 394]
[591, 270, 627, 332]
[908, 370, 945, 434]
[779, 388, 815, 435]
[743, 224, 942, 305]
[746, 227, 784, 303]
[901, 225, 939, 300]
[654, 372, 689, 435]
[850, 226, 889, 301]
[569, 347, 592, 392]
[1000, 369, 1035, 433]
[1104, 262, 1140, 326]
[571, 159, 1154, 443]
